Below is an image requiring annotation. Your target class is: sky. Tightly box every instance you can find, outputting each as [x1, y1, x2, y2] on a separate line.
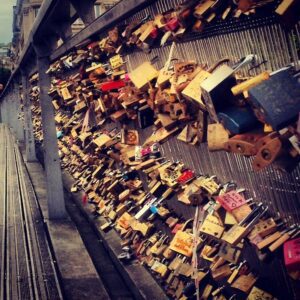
[0, 0, 16, 44]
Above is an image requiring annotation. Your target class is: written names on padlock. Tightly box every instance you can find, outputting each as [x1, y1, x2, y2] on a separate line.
[217, 190, 247, 212]
[200, 214, 225, 238]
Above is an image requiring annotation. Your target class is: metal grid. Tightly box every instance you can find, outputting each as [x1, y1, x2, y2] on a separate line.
[122, 1, 300, 225]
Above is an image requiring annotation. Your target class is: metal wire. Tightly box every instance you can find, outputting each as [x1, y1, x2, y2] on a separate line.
[123, 5, 300, 225]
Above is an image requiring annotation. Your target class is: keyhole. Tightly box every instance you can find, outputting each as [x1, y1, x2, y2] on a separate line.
[262, 149, 272, 161]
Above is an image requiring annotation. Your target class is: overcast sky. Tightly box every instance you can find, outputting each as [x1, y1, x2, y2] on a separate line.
[0, 0, 16, 44]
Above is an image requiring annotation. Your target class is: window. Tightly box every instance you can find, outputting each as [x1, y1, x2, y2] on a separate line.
[104, 4, 115, 10]
[33, 7, 40, 18]
[94, 2, 117, 18]
[94, 4, 101, 18]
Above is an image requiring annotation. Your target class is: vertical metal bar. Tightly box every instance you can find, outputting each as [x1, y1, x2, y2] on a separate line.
[21, 73, 37, 162]
[12, 80, 25, 143]
[35, 54, 66, 219]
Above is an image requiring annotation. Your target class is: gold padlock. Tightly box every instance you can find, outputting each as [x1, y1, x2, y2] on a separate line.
[247, 286, 274, 300]
[232, 273, 257, 293]
[200, 215, 224, 238]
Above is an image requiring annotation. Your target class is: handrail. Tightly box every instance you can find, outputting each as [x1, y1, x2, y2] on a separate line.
[0, 0, 155, 100]
[0, 0, 58, 99]
[50, 0, 156, 61]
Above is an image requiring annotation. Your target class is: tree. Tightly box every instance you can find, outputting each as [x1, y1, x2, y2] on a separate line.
[0, 67, 11, 91]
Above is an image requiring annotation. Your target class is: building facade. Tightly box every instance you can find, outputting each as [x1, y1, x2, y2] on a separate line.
[12, 0, 43, 67]
[0, 44, 12, 70]
[11, 0, 119, 67]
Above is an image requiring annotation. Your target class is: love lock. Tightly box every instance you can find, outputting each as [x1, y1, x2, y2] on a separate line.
[253, 133, 282, 171]
[223, 204, 269, 246]
[224, 134, 264, 156]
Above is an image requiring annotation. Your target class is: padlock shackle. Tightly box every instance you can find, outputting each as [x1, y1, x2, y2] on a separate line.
[245, 206, 268, 230]
[232, 54, 257, 71]
[239, 203, 263, 226]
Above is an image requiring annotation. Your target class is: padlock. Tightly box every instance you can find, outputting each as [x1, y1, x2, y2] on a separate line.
[218, 106, 260, 135]
[182, 70, 211, 108]
[207, 123, 229, 151]
[231, 71, 270, 96]
[201, 284, 213, 300]
[247, 286, 274, 300]
[248, 69, 300, 130]
[169, 219, 194, 257]
[150, 234, 168, 255]
[201, 244, 219, 262]
[200, 65, 237, 123]
[200, 214, 225, 238]
[177, 169, 195, 184]
[151, 259, 169, 278]
[176, 262, 194, 277]
[224, 134, 263, 156]
[248, 218, 277, 240]
[165, 216, 179, 228]
[256, 228, 287, 250]
[163, 247, 176, 260]
[169, 255, 185, 271]
[269, 227, 299, 252]
[217, 190, 247, 212]
[276, 0, 300, 28]
[194, 1, 215, 18]
[227, 260, 247, 284]
[253, 133, 282, 171]
[138, 21, 158, 44]
[218, 243, 243, 264]
[188, 188, 204, 206]
[224, 211, 238, 225]
[231, 273, 257, 293]
[199, 176, 220, 195]
[210, 256, 226, 272]
[211, 264, 233, 281]
[284, 237, 300, 272]
[174, 280, 185, 299]
[164, 17, 180, 32]
[222, 204, 268, 246]
[231, 201, 253, 222]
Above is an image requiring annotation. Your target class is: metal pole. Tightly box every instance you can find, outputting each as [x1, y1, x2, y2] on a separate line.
[68, 0, 96, 25]
[12, 80, 25, 143]
[21, 72, 37, 162]
[7, 90, 14, 131]
[35, 54, 66, 219]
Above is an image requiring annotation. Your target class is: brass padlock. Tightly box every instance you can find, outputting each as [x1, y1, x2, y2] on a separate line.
[222, 204, 268, 246]
[247, 286, 274, 300]
[231, 273, 257, 293]
[211, 264, 232, 281]
[151, 259, 169, 278]
[200, 214, 225, 238]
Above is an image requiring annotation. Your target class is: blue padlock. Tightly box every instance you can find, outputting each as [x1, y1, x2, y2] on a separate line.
[150, 205, 159, 214]
[218, 106, 259, 134]
[57, 131, 63, 139]
[249, 70, 300, 130]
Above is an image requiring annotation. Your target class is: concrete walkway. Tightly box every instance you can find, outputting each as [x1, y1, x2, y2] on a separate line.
[0, 124, 110, 300]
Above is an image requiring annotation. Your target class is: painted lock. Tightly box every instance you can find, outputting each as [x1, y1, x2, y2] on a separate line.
[218, 105, 260, 135]
[249, 70, 300, 130]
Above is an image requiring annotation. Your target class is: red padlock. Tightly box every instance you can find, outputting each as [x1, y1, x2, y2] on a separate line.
[177, 169, 195, 184]
[164, 18, 180, 32]
[150, 27, 159, 39]
[87, 42, 99, 50]
[284, 237, 300, 272]
[100, 80, 125, 92]
[216, 190, 247, 212]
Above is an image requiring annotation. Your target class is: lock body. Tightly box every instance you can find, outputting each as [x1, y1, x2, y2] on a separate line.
[249, 70, 300, 130]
